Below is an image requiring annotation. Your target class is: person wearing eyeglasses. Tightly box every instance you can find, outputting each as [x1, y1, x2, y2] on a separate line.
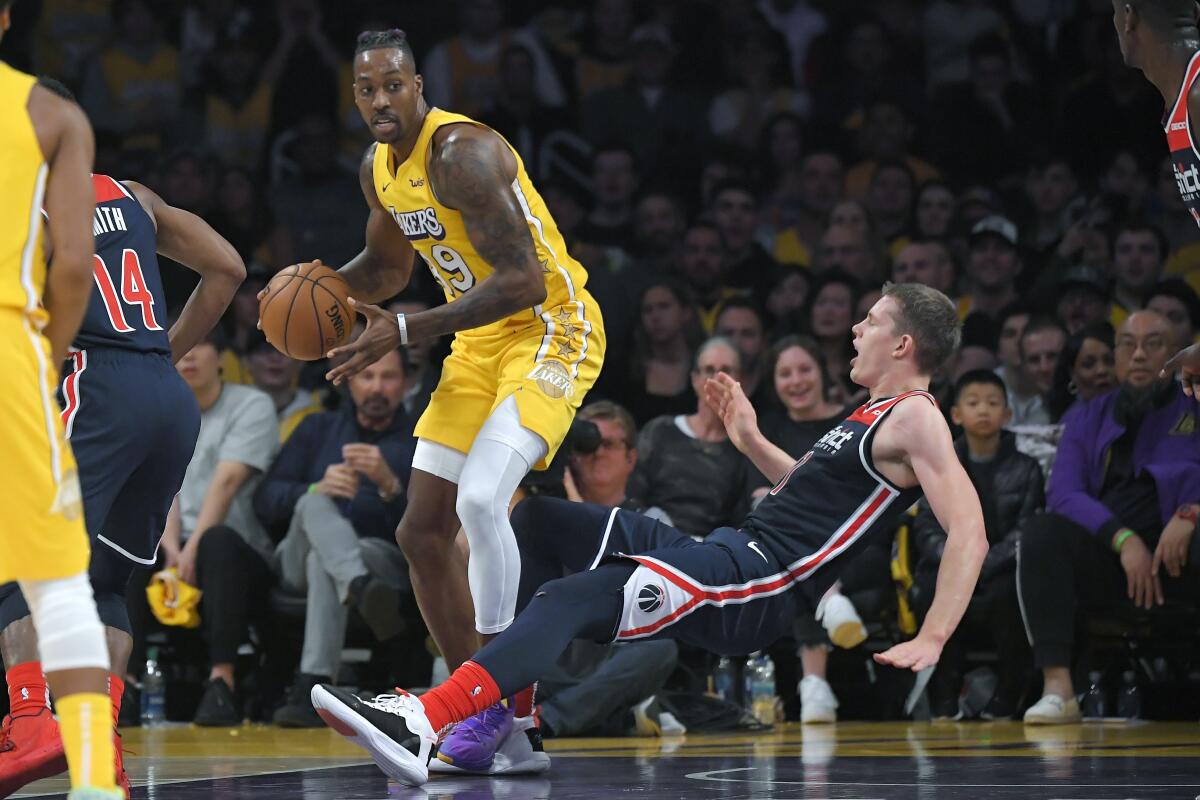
[625, 337, 749, 540]
[1019, 310, 1200, 724]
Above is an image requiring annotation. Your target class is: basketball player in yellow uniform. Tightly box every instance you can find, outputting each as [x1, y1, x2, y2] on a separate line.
[314, 29, 604, 773]
[0, 3, 121, 798]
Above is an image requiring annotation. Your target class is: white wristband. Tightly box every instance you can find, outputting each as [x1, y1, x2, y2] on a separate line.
[396, 313, 409, 345]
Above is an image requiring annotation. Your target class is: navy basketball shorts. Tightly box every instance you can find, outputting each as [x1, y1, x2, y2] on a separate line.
[589, 508, 797, 656]
[59, 348, 200, 565]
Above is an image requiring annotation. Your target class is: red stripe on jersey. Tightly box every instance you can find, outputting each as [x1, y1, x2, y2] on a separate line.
[91, 174, 130, 203]
[847, 389, 936, 425]
[59, 350, 87, 438]
[616, 484, 895, 639]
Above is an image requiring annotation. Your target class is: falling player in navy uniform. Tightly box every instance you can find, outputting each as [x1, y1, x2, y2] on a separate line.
[311, 282, 989, 788]
[1113, 1, 1200, 388]
[0, 80, 245, 798]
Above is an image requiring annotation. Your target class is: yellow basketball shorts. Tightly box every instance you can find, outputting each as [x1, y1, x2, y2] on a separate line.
[0, 313, 88, 584]
[414, 293, 606, 470]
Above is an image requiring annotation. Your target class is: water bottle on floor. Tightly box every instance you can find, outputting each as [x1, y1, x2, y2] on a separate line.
[141, 647, 166, 726]
[713, 656, 737, 705]
[1081, 670, 1107, 718]
[745, 652, 777, 725]
[1117, 670, 1141, 720]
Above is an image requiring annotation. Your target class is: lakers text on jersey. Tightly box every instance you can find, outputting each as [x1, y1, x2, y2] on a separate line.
[373, 109, 606, 468]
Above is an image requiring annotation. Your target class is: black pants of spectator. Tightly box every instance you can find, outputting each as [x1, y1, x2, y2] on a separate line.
[537, 639, 679, 737]
[1017, 511, 1200, 669]
[915, 568, 1029, 714]
[129, 526, 271, 671]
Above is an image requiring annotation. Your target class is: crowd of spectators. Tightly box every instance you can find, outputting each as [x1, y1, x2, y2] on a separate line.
[9, 0, 1200, 727]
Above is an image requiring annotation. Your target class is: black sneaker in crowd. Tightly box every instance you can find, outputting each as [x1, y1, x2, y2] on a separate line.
[349, 576, 405, 641]
[193, 678, 241, 727]
[273, 674, 329, 728]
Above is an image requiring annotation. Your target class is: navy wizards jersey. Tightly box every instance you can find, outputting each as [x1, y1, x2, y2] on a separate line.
[743, 391, 932, 583]
[76, 175, 171, 355]
[1165, 51, 1200, 229]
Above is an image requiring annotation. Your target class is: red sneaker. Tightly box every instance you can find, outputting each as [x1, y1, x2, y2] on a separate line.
[0, 708, 68, 795]
[114, 729, 131, 799]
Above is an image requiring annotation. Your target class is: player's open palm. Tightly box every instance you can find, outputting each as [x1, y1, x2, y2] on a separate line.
[704, 372, 758, 452]
[326, 297, 398, 385]
[874, 635, 942, 672]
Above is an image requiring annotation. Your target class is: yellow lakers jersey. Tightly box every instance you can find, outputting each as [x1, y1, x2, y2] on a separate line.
[373, 108, 589, 339]
[0, 62, 49, 325]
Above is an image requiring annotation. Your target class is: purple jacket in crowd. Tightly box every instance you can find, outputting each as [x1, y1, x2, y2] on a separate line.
[1048, 385, 1200, 539]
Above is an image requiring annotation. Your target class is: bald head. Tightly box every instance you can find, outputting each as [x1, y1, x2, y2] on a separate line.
[1115, 309, 1173, 389]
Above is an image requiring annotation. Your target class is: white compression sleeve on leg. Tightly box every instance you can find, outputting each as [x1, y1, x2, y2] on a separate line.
[457, 394, 548, 634]
[18, 573, 109, 672]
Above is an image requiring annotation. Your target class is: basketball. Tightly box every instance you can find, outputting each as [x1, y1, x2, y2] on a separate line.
[258, 262, 353, 361]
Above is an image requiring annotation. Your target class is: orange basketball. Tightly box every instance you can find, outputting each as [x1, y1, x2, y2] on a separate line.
[258, 262, 353, 361]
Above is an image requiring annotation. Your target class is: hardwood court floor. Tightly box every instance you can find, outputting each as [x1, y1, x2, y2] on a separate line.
[12, 720, 1200, 798]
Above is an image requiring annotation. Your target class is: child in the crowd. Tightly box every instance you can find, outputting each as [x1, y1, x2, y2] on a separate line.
[911, 370, 1044, 719]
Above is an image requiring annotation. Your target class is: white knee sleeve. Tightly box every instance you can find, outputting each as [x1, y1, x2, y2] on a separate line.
[19, 573, 108, 672]
[457, 395, 548, 635]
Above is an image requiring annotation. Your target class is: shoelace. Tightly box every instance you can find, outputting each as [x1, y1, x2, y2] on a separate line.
[362, 692, 414, 715]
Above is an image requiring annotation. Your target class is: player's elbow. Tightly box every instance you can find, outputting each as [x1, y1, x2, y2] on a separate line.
[506, 271, 546, 309]
[220, 250, 246, 285]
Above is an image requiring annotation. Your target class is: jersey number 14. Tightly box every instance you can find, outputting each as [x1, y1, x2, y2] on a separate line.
[93, 249, 162, 332]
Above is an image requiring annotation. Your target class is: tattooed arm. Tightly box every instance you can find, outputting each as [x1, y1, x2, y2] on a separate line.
[402, 123, 547, 341]
[325, 126, 547, 384]
[337, 143, 416, 303]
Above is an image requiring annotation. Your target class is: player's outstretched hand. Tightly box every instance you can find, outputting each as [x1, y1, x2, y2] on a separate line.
[1161, 342, 1200, 398]
[704, 372, 759, 453]
[256, 259, 326, 330]
[874, 635, 943, 672]
[325, 297, 398, 385]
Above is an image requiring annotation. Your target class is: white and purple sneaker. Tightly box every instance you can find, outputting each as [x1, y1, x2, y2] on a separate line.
[431, 703, 550, 776]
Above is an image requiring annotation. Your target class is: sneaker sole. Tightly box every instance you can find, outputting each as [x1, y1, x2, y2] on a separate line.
[0, 745, 67, 796]
[429, 727, 551, 775]
[310, 685, 428, 787]
[801, 713, 836, 724]
[829, 620, 868, 649]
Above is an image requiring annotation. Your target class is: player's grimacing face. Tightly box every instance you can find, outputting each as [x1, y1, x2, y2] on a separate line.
[354, 48, 423, 144]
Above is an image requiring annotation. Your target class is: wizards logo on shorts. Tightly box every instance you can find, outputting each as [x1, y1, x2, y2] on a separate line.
[637, 583, 665, 613]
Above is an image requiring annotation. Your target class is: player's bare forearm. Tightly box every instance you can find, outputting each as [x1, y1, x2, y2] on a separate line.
[894, 397, 989, 644]
[338, 246, 412, 304]
[43, 262, 93, 365]
[919, 525, 987, 643]
[340, 144, 416, 304]
[405, 270, 539, 340]
[408, 126, 545, 342]
[740, 429, 796, 486]
[131, 187, 246, 361]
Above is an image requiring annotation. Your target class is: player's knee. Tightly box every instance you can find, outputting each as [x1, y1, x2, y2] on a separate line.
[395, 521, 452, 565]
[534, 573, 603, 608]
[454, 481, 504, 532]
[94, 590, 131, 635]
[19, 574, 107, 672]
